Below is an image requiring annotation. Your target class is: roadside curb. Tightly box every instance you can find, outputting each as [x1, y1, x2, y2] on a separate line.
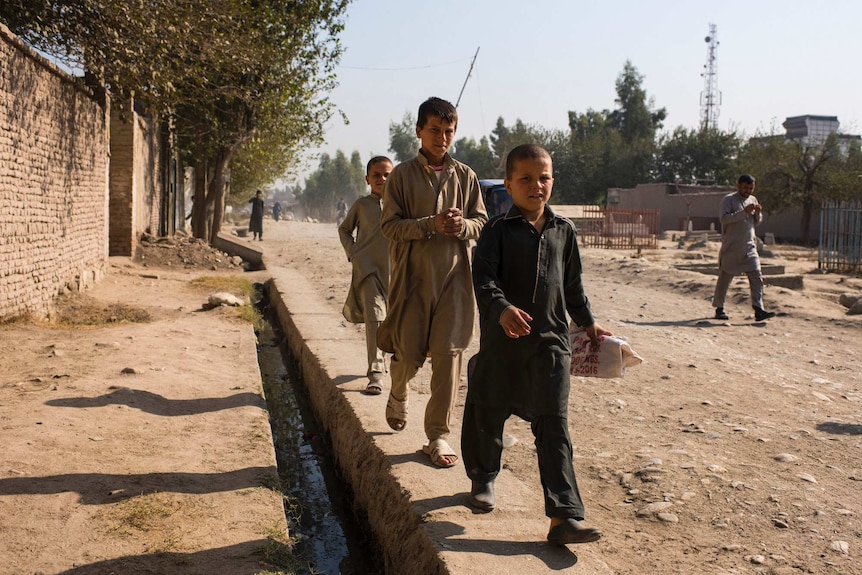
[266, 267, 447, 575]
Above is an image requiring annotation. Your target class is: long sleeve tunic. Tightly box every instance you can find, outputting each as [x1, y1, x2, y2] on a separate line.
[338, 194, 389, 323]
[718, 192, 763, 275]
[377, 152, 487, 358]
[248, 197, 264, 233]
[467, 205, 594, 420]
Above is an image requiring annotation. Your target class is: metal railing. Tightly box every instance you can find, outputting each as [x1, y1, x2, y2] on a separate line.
[575, 207, 659, 249]
[819, 200, 862, 273]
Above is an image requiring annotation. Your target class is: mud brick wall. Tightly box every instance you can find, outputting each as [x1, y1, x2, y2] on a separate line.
[0, 24, 109, 320]
[109, 101, 162, 256]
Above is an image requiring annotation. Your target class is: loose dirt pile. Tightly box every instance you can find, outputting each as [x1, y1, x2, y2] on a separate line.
[135, 231, 241, 271]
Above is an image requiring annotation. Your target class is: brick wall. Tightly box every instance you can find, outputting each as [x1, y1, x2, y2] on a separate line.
[109, 99, 164, 256]
[0, 24, 109, 320]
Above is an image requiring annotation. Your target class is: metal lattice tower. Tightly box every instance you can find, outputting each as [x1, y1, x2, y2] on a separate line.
[699, 23, 721, 131]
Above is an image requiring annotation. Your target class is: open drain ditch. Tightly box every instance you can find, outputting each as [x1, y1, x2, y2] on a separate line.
[256, 304, 384, 575]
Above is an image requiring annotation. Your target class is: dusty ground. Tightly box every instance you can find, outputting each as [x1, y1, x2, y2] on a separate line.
[1, 218, 861, 575]
[0, 248, 292, 574]
[262, 219, 862, 575]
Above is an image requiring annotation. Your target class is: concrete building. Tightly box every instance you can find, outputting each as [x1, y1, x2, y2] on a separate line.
[606, 114, 861, 243]
[607, 183, 813, 242]
[782, 115, 861, 154]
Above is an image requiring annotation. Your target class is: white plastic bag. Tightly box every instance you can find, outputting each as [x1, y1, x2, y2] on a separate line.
[569, 324, 643, 378]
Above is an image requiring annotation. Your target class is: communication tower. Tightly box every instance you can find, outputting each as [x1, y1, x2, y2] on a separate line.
[700, 23, 721, 131]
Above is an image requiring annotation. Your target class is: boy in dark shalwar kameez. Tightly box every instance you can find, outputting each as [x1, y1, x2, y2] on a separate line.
[462, 144, 609, 546]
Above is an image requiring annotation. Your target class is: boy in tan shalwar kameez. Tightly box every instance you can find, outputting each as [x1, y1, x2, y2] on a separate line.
[338, 156, 393, 395]
[377, 97, 487, 468]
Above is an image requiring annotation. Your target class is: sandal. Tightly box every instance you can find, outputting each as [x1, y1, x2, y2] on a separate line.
[362, 380, 383, 396]
[422, 438, 458, 468]
[385, 393, 407, 431]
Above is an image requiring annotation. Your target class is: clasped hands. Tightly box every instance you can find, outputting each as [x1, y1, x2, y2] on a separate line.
[744, 203, 762, 216]
[434, 208, 464, 237]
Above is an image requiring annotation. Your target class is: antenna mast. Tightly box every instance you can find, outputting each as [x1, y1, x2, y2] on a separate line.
[699, 23, 721, 131]
[455, 47, 480, 108]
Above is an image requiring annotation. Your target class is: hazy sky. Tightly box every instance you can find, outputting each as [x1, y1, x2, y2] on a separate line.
[291, 0, 861, 183]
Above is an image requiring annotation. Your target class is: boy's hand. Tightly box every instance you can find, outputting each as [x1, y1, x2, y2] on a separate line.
[584, 323, 612, 347]
[500, 306, 532, 338]
[435, 208, 464, 237]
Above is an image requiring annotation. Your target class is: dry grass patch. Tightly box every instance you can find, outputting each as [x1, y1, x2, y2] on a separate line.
[258, 523, 308, 575]
[189, 275, 263, 328]
[102, 492, 195, 554]
[54, 293, 151, 327]
[188, 275, 256, 299]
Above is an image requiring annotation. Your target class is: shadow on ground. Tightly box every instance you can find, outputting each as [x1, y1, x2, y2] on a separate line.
[45, 388, 265, 415]
[0, 466, 276, 504]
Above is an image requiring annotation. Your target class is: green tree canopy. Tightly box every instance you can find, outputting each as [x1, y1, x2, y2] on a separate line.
[608, 60, 667, 144]
[451, 136, 497, 179]
[562, 61, 667, 201]
[297, 150, 366, 221]
[3, 0, 350, 242]
[655, 127, 742, 185]
[388, 112, 419, 163]
[738, 131, 846, 243]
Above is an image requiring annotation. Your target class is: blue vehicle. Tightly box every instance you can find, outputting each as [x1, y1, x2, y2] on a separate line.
[479, 179, 512, 218]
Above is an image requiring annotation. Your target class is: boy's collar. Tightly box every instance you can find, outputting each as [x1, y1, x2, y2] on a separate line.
[502, 204, 559, 224]
[417, 150, 451, 169]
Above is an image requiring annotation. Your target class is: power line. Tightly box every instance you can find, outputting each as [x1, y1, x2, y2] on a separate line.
[339, 56, 473, 72]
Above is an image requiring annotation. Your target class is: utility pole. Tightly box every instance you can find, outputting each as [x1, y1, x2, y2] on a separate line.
[455, 47, 480, 108]
[700, 23, 721, 132]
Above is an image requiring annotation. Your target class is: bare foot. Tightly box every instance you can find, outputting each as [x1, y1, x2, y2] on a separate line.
[437, 454, 457, 466]
[386, 417, 406, 431]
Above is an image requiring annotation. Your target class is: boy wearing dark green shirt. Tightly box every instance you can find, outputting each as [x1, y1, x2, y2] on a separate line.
[462, 144, 609, 546]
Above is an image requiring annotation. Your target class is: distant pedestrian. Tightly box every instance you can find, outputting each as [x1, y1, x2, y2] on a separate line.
[462, 144, 607, 546]
[336, 197, 348, 226]
[338, 156, 393, 395]
[712, 174, 776, 321]
[272, 201, 282, 222]
[248, 190, 265, 240]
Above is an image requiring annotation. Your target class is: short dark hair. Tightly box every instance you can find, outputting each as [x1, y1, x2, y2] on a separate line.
[417, 97, 457, 130]
[366, 155, 392, 175]
[738, 174, 756, 184]
[505, 144, 552, 179]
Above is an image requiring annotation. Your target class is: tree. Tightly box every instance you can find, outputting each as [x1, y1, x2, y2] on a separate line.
[388, 112, 419, 163]
[4, 0, 351, 243]
[608, 61, 667, 144]
[451, 136, 497, 179]
[564, 109, 624, 203]
[655, 127, 742, 184]
[297, 150, 365, 221]
[487, 117, 557, 179]
[738, 131, 842, 244]
[176, 1, 348, 242]
[1, 0, 246, 111]
[562, 61, 667, 201]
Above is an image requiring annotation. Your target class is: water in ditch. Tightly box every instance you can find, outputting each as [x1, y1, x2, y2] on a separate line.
[256, 310, 383, 575]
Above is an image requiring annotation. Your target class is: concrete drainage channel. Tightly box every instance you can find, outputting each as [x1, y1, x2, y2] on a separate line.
[256, 297, 384, 575]
[263, 273, 448, 575]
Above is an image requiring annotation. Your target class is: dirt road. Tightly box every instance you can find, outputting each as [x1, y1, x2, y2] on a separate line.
[263, 219, 862, 575]
[1, 217, 860, 575]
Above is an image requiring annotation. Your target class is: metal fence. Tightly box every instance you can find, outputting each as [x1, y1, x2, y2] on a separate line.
[818, 200, 862, 273]
[575, 207, 659, 249]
